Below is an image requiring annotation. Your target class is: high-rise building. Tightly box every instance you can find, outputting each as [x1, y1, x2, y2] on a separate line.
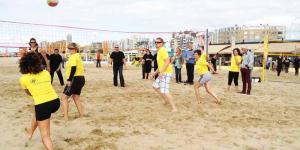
[67, 34, 72, 44]
[209, 25, 286, 44]
[171, 31, 201, 50]
[46, 40, 67, 53]
[91, 42, 102, 51]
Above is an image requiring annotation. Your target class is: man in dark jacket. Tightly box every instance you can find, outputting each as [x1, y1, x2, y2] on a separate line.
[49, 49, 64, 85]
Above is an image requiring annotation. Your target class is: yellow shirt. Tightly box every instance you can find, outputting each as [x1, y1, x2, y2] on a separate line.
[196, 53, 209, 75]
[66, 53, 84, 77]
[157, 47, 173, 74]
[20, 70, 58, 105]
[229, 55, 242, 72]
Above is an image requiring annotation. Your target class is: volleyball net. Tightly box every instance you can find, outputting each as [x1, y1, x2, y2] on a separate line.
[0, 20, 179, 60]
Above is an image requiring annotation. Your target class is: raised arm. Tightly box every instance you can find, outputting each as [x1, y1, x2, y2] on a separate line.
[39, 48, 51, 71]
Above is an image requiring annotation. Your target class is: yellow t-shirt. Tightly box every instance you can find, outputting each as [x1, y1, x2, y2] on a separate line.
[196, 53, 209, 75]
[66, 53, 84, 77]
[229, 55, 242, 72]
[157, 47, 173, 74]
[19, 70, 58, 105]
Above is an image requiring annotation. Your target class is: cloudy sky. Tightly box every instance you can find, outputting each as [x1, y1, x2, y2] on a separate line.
[1, 0, 300, 31]
[0, 0, 300, 49]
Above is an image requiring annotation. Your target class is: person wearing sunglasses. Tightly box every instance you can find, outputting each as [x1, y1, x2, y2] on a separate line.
[61, 43, 85, 121]
[28, 38, 51, 72]
[151, 37, 177, 112]
[19, 52, 60, 150]
[110, 44, 126, 87]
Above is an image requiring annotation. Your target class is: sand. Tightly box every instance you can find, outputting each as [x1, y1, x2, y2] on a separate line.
[0, 57, 299, 150]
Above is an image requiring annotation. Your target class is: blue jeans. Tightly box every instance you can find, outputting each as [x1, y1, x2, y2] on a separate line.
[175, 67, 182, 82]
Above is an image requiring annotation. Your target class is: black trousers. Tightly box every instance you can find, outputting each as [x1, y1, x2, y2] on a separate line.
[295, 67, 299, 76]
[186, 63, 195, 83]
[142, 64, 145, 79]
[50, 69, 64, 85]
[277, 67, 282, 76]
[96, 60, 101, 68]
[213, 63, 217, 72]
[228, 71, 239, 86]
[113, 65, 125, 87]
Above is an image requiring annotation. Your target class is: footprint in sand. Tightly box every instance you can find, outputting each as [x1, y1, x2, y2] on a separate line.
[64, 137, 88, 145]
[91, 129, 104, 136]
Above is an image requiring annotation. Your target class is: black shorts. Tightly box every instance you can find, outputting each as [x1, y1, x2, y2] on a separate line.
[35, 98, 60, 121]
[63, 76, 85, 96]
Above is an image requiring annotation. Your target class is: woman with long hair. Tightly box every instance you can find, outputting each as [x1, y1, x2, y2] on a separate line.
[173, 47, 184, 83]
[227, 48, 242, 91]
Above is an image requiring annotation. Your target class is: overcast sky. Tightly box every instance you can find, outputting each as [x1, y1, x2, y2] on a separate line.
[1, 0, 300, 32]
[0, 0, 300, 52]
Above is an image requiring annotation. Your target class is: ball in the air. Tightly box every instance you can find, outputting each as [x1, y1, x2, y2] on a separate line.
[47, 0, 58, 7]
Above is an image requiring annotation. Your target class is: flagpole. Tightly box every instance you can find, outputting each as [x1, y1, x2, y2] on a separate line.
[205, 29, 209, 59]
[262, 25, 269, 82]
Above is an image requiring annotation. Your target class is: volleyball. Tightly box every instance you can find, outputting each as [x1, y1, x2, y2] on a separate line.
[47, 0, 58, 7]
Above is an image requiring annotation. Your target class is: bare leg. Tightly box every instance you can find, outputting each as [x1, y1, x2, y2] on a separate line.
[194, 82, 202, 103]
[25, 110, 38, 140]
[61, 94, 70, 121]
[153, 87, 168, 105]
[164, 93, 177, 112]
[204, 83, 221, 104]
[72, 95, 84, 118]
[38, 119, 53, 150]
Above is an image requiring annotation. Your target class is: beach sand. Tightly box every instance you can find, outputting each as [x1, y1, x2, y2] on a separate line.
[0, 57, 299, 150]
